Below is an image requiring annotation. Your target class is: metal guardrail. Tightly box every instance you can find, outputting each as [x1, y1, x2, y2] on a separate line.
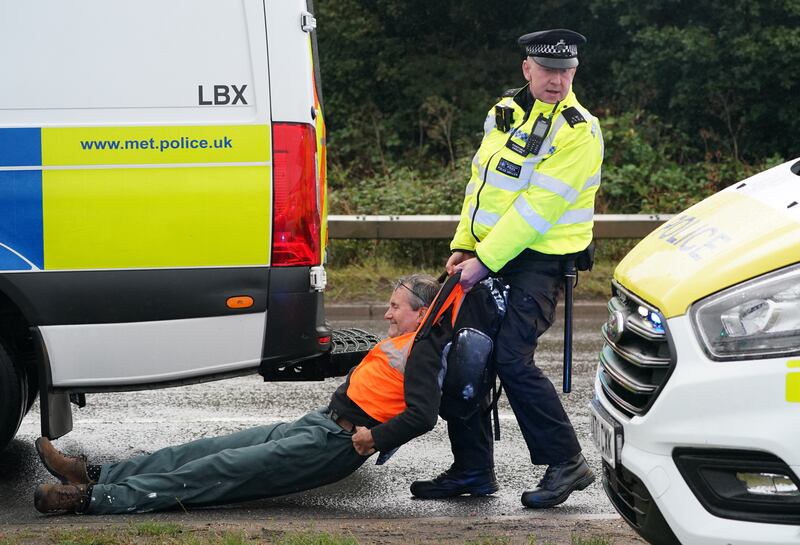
[328, 214, 674, 240]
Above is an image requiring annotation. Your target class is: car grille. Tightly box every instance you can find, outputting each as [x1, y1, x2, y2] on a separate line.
[598, 280, 675, 418]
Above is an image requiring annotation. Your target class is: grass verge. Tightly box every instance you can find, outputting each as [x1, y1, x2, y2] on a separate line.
[324, 238, 639, 306]
[0, 525, 623, 545]
[325, 258, 615, 306]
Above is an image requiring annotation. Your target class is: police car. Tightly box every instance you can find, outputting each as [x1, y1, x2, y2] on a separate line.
[592, 158, 800, 544]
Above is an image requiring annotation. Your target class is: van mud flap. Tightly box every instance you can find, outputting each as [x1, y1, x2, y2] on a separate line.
[259, 328, 379, 381]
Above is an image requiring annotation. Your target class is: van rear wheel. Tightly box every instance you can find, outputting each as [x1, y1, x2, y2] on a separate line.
[0, 340, 27, 452]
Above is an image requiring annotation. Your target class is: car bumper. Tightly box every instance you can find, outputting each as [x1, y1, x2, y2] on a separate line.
[596, 315, 800, 544]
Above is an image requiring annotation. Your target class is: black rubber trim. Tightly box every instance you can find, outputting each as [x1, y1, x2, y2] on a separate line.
[791, 158, 800, 175]
[602, 461, 681, 545]
[260, 267, 330, 374]
[306, 0, 325, 111]
[0, 267, 270, 325]
[673, 448, 800, 525]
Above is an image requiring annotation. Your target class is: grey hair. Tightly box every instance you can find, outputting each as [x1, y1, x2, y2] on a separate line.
[394, 274, 439, 310]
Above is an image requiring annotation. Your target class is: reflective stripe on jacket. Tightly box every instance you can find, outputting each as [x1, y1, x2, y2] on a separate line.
[450, 89, 604, 272]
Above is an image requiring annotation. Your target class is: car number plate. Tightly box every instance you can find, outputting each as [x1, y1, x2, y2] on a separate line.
[590, 398, 620, 468]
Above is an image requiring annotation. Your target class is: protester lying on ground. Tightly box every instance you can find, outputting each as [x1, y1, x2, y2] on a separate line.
[34, 272, 504, 515]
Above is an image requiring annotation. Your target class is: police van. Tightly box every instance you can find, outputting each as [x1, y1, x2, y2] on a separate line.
[0, 0, 342, 451]
[591, 158, 800, 544]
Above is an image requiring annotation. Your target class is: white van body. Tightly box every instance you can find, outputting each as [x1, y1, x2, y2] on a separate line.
[0, 0, 332, 450]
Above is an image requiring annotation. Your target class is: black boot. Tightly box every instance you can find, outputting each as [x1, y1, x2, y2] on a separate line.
[521, 453, 595, 508]
[410, 465, 499, 499]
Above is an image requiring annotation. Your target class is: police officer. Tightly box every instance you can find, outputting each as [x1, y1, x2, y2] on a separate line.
[411, 29, 603, 508]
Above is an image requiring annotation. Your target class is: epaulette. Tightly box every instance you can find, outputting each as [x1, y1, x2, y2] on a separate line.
[500, 87, 523, 98]
[562, 106, 587, 128]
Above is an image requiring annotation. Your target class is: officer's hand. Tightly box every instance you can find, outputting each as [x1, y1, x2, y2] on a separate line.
[446, 251, 474, 276]
[352, 426, 376, 456]
[455, 257, 489, 292]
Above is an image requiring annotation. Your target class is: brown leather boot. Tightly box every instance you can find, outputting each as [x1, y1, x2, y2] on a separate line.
[34, 483, 90, 514]
[35, 437, 92, 484]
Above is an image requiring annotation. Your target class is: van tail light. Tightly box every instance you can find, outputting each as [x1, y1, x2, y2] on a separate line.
[271, 122, 321, 266]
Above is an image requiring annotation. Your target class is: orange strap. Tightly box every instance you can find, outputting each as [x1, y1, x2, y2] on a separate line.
[415, 274, 466, 340]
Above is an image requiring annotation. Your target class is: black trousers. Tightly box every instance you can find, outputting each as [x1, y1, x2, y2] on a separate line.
[442, 257, 581, 469]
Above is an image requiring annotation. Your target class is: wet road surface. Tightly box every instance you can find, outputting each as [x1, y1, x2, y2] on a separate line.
[0, 302, 615, 524]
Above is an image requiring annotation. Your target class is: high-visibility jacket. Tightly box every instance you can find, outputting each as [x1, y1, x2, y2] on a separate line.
[451, 88, 604, 272]
[333, 275, 505, 453]
[347, 282, 466, 424]
[346, 332, 415, 423]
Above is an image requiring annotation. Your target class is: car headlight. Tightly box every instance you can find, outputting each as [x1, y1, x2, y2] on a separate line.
[691, 263, 800, 360]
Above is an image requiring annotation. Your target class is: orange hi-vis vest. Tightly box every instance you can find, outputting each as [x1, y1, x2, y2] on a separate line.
[346, 332, 414, 422]
[346, 282, 465, 423]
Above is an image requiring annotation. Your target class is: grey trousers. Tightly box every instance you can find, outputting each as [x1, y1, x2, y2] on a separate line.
[86, 408, 367, 514]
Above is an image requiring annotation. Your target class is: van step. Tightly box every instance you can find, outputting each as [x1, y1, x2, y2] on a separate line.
[259, 328, 380, 381]
[328, 328, 381, 375]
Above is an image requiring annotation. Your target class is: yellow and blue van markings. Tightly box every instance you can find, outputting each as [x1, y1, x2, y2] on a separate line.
[788, 360, 800, 403]
[1, 125, 271, 271]
[0, 128, 44, 270]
